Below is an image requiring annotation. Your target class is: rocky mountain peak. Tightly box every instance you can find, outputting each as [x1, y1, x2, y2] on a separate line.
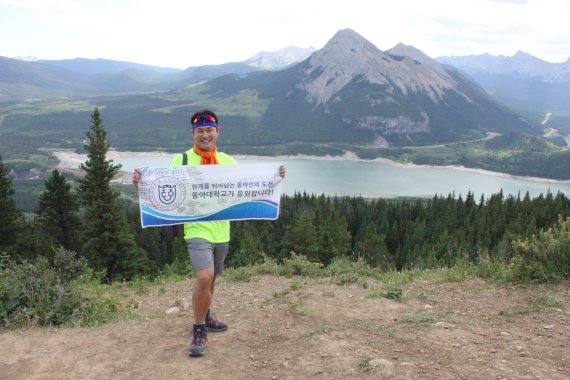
[300, 29, 460, 104]
[245, 46, 315, 70]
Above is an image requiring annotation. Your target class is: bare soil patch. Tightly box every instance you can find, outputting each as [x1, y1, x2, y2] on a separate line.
[1, 275, 569, 379]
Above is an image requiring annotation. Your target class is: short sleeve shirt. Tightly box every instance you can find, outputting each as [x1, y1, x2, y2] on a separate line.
[170, 148, 237, 242]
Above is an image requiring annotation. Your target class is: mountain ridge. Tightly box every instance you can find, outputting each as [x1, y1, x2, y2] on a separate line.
[0, 28, 546, 151]
[436, 50, 570, 125]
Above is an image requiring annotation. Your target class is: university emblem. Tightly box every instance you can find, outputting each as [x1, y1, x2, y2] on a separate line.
[149, 176, 186, 211]
[158, 184, 176, 205]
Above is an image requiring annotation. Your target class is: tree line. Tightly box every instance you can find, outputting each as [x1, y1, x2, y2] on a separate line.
[1, 109, 569, 282]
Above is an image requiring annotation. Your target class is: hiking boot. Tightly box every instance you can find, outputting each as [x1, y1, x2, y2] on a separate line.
[206, 310, 228, 332]
[188, 324, 208, 357]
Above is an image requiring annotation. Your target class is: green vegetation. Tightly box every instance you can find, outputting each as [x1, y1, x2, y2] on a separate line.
[2, 76, 569, 181]
[401, 312, 437, 325]
[0, 247, 135, 327]
[76, 109, 151, 281]
[1, 109, 570, 329]
[36, 169, 82, 252]
[499, 295, 563, 316]
[0, 153, 24, 250]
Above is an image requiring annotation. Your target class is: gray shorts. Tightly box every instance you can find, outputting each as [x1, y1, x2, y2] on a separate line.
[186, 238, 229, 274]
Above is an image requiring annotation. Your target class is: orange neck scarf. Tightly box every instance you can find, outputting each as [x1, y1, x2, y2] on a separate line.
[193, 144, 219, 165]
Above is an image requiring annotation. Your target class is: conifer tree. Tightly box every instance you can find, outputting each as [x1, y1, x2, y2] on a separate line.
[316, 209, 351, 264]
[0, 153, 23, 253]
[77, 109, 150, 281]
[36, 169, 82, 252]
[282, 211, 319, 260]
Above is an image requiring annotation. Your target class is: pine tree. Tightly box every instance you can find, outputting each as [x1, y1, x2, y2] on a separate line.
[356, 224, 389, 268]
[228, 223, 263, 267]
[76, 109, 150, 281]
[36, 169, 82, 252]
[0, 153, 23, 253]
[282, 211, 320, 261]
[317, 209, 351, 264]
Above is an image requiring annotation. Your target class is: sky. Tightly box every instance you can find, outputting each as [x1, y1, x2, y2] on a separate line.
[1, 0, 569, 69]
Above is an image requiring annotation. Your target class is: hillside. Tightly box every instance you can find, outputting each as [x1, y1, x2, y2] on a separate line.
[1, 274, 568, 379]
[436, 52, 570, 124]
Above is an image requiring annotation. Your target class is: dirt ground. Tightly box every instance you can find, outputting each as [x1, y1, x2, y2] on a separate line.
[1, 275, 569, 380]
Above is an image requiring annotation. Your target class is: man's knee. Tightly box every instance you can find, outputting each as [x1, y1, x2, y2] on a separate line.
[194, 267, 215, 289]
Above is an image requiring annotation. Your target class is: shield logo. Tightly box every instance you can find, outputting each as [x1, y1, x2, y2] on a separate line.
[158, 184, 176, 205]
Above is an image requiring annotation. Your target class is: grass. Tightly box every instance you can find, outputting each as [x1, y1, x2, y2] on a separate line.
[532, 295, 563, 310]
[3, 251, 565, 329]
[286, 298, 305, 316]
[415, 292, 436, 302]
[499, 306, 531, 316]
[272, 281, 303, 299]
[366, 285, 403, 300]
[360, 358, 376, 372]
[300, 325, 336, 338]
[499, 294, 565, 316]
[401, 312, 437, 325]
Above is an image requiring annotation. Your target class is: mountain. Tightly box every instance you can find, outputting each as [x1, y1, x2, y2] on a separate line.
[37, 58, 182, 75]
[244, 46, 315, 70]
[437, 51, 570, 81]
[197, 29, 537, 148]
[0, 29, 540, 154]
[0, 49, 305, 102]
[436, 52, 570, 129]
[0, 56, 90, 100]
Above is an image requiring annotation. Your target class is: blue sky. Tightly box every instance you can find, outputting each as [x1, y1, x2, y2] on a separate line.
[0, 0, 568, 68]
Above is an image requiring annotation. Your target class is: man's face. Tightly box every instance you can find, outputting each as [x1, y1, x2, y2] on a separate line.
[192, 126, 220, 151]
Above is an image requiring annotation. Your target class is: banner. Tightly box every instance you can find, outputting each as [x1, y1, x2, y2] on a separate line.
[138, 163, 283, 228]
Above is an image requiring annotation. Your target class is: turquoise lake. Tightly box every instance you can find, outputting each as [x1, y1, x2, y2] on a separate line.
[116, 155, 570, 199]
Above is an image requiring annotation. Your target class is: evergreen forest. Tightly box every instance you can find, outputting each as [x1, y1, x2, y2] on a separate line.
[2, 109, 570, 326]
[2, 109, 570, 279]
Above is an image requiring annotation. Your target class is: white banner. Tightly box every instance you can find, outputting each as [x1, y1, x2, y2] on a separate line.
[138, 163, 283, 228]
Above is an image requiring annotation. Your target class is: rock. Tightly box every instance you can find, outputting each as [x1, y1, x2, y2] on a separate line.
[434, 322, 455, 329]
[165, 307, 181, 315]
[368, 359, 395, 375]
[180, 298, 192, 311]
[368, 358, 394, 367]
[543, 325, 554, 330]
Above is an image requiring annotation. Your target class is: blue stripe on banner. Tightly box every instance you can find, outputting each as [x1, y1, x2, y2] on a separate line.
[141, 201, 279, 227]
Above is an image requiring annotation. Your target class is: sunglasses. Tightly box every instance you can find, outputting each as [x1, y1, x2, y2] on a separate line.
[192, 114, 217, 125]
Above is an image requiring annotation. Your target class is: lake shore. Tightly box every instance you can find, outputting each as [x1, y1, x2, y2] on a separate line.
[49, 149, 570, 185]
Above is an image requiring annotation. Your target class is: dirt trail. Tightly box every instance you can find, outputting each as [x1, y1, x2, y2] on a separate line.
[1, 275, 569, 380]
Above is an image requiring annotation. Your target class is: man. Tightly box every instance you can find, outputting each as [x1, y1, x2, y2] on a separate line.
[133, 110, 286, 357]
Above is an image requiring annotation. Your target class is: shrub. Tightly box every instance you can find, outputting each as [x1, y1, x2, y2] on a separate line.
[508, 216, 570, 282]
[0, 247, 87, 327]
[225, 266, 254, 283]
[280, 252, 326, 277]
[69, 297, 139, 328]
[327, 256, 377, 277]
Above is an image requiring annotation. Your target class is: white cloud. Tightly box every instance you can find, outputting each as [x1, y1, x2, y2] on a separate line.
[0, 0, 568, 67]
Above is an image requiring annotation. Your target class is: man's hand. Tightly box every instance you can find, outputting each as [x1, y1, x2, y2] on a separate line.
[132, 168, 141, 188]
[279, 165, 286, 179]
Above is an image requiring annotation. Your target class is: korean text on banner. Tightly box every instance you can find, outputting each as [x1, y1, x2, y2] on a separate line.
[137, 163, 283, 228]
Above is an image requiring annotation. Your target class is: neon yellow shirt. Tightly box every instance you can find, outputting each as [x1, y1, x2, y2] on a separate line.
[170, 148, 237, 242]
